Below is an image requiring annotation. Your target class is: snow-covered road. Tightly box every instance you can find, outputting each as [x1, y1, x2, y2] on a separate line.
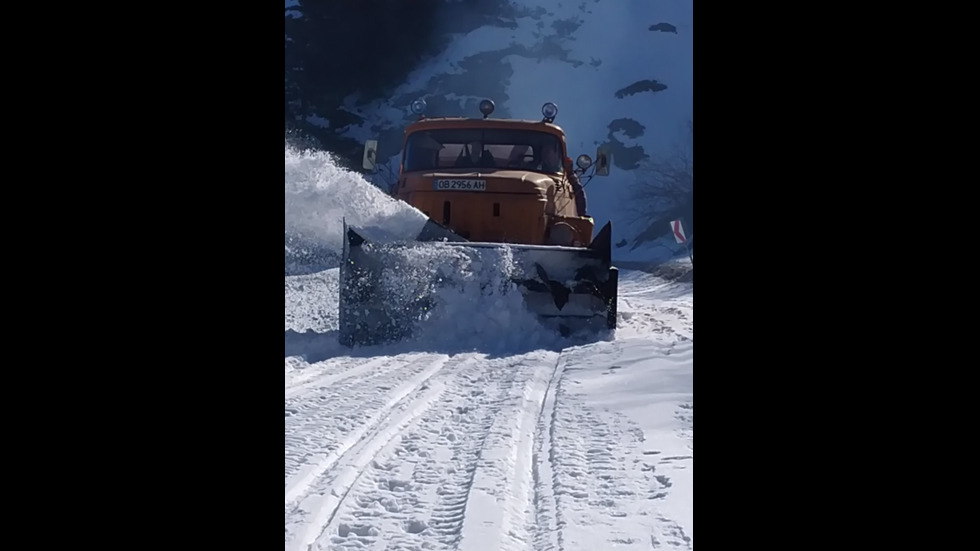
[285, 145, 692, 550]
[285, 268, 693, 551]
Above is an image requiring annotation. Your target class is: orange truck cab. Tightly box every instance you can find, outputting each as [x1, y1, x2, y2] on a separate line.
[363, 99, 610, 248]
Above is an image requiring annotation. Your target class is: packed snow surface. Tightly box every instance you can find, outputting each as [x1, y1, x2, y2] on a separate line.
[285, 145, 693, 550]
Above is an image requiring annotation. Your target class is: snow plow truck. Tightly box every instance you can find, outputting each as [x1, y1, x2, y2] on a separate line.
[339, 98, 618, 347]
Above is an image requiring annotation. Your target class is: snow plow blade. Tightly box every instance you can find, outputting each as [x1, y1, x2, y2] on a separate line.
[338, 218, 619, 347]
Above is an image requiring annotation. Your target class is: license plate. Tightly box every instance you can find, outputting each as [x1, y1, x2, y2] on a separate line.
[434, 179, 487, 191]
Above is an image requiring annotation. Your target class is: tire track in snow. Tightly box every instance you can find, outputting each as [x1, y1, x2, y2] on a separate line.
[284, 354, 439, 487]
[310, 352, 558, 551]
[285, 356, 391, 400]
[400, 359, 509, 551]
[458, 351, 558, 551]
[285, 354, 450, 510]
[286, 373, 452, 551]
[316, 354, 519, 551]
[531, 353, 566, 551]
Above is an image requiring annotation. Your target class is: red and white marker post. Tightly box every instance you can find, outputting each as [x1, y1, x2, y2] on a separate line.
[670, 219, 693, 265]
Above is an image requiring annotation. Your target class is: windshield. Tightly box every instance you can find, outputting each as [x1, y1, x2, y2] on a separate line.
[403, 129, 564, 174]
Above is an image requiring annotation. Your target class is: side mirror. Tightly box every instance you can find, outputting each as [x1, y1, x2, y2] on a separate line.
[575, 154, 593, 171]
[362, 139, 379, 171]
[594, 146, 611, 176]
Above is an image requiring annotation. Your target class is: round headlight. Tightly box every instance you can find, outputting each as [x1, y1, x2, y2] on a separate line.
[542, 102, 558, 120]
[479, 99, 495, 117]
[411, 98, 427, 115]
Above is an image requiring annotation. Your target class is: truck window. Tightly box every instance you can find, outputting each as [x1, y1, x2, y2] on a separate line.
[404, 129, 564, 174]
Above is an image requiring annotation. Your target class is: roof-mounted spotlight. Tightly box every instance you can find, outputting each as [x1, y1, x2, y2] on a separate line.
[542, 102, 558, 123]
[479, 99, 495, 119]
[410, 98, 427, 117]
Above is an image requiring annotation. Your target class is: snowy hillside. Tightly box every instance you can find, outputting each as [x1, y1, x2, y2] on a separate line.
[286, 0, 693, 264]
[285, 146, 693, 550]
